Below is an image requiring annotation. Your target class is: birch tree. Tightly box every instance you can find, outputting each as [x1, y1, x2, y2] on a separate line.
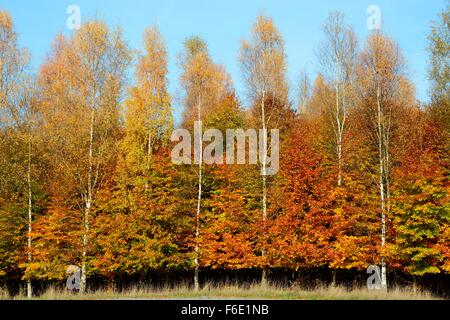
[240, 15, 290, 285]
[0, 10, 36, 298]
[124, 25, 172, 190]
[75, 22, 130, 293]
[358, 31, 407, 289]
[297, 70, 311, 114]
[317, 11, 357, 187]
[179, 36, 232, 290]
[427, 4, 449, 137]
[37, 22, 130, 293]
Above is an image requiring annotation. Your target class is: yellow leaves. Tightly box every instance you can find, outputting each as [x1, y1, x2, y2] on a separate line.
[359, 32, 406, 92]
[252, 15, 282, 45]
[239, 14, 289, 109]
[331, 236, 373, 270]
[333, 207, 345, 217]
[74, 21, 109, 59]
[138, 26, 168, 91]
[0, 10, 13, 34]
[180, 36, 233, 126]
[22, 262, 67, 281]
[421, 183, 444, 199]
[122, 25, 172, 174]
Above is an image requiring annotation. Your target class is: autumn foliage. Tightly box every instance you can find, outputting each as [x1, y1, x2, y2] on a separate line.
[0, 6, 449, 295]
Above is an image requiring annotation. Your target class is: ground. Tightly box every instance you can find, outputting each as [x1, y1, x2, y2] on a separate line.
[1, 284, 438, 300]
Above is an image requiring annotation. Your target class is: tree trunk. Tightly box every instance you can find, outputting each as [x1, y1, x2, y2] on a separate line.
[337, 136, 342, 187]
[331, 269, 337, 287]
[145, 130, 152, 191]
[335, 79, 343, 187]
[412, 276, 418, 294]
[376, 83, 387, 290]
[194, 94, 202, 291]
[261, 90, 268, 287]
[26, 136, 32, 299]
[81, 109, 95, 294]
[107, 276, 115, 292]
[384, 133, 391, 215]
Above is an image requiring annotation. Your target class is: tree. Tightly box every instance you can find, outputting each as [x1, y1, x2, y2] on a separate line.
[316, 11, 358, 187]
[427, 4, 449, 143]
[89, 26, 185, 286]
[36, 22, 130, 292]
[27, 201, 81, 281]
[0, 10, 37, 298]
[179, 36, 232, 290]
[357, 31, 410, 289]
[240, 15, 292, 285]
[0, 6, 449, 296]
[297, 69, 311, 114]
[197, 93, 258, 271]
[428, 3, 449, 104]
[92, 148, 192, 285]
[390, 148, 449, 278]
[269, 120, 331, 272]
[125, 25, 172, 191]
[388, 98, 450, 284]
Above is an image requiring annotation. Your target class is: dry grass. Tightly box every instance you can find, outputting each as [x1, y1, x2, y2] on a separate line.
[0, 287, 9, 300]
[1, 283, 439, 300]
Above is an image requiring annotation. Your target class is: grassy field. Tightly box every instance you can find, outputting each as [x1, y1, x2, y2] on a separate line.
[0, 283, 438, 300]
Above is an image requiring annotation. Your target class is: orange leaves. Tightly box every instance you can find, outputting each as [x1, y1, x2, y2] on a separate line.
[199, 164, 259, 270]
[200, 218, 257, 270]
[27, 203, 82, 280]
[268, 119, 384, 272]
[269, 122, 332, 268]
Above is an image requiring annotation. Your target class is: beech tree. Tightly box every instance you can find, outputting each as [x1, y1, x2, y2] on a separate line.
[390, 130, 449, 279]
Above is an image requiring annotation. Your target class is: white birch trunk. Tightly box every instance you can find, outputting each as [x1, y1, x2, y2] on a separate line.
[335, 79, 343, 187]
[80, 109, 95, 294]
[261, 90, 267, 286]
[145, 130, 152, 191]
[194, 94, 202, 291]
[26, 136, 32, 299]
[376, 83, 387, 290]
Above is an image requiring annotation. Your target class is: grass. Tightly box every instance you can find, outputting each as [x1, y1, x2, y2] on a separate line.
[0, 283, 439, 300]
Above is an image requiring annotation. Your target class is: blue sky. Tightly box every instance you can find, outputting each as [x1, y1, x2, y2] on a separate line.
[2, 0, 447, 121]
